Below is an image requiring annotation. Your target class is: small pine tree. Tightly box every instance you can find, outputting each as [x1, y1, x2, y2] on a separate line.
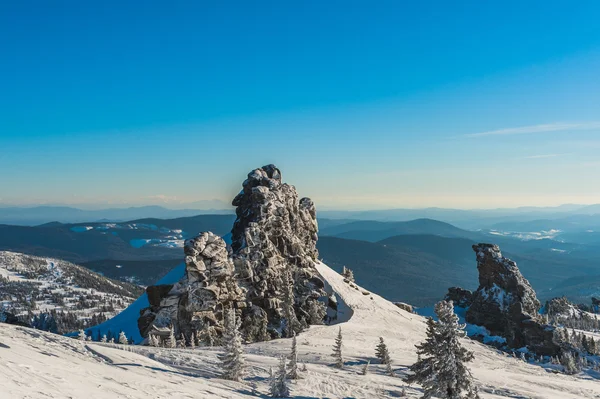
[560, 351, 579, 375]
[270, 356, 290, 398]
[342, 266, 355, 282]
[101, 334, 107, 343]
[177, 333, 186, 349]
[331, 327, 343, 368]
[219, 309, 245, 381]
[118, 331, 128, 345]
[375, 337, 391, 364]
[282, 270, 300, 337]
[258, 315, 271, 341]
[405, 300, 480, 399]
[361, 360, 370, 375]
[78, 329, 86, 341]
[288, 333, 299, 379]
[307, 299, 326, 325]
[386, 359, 396, 377]
[167, 325, 176, 348]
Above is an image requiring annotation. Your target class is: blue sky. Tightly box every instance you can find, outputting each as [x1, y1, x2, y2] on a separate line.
[1, 1, 600, 209]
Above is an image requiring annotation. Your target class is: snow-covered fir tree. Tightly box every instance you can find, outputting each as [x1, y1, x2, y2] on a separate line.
[177, 333, 186, 349]
[375, 337, 391, 364]
[100, 334, 107, 343]
[342, 266, 355, 282]
[405, 300, 480, 399]
[361, 360, 370, 375]
[306, 299, 326, 325]
[118, 331, 128, 345]
[560, 351, 579, 375]
[219, 308, 245, 381]
[270, 356, 290, 398]
[281, 270, 300, 337]
[331, 326, 344, 369]
[167, 325, 176, 349]
[78, 329, 86, 341]
[288, 332, 299, 379]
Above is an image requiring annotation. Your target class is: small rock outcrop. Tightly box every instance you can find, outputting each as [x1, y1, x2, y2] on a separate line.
[138, 232, 246, 342]
[231, 165, 326, 338]
[466, 244, 559, 356]
[138, 165, 326, 343]
[445, 287, 473, 308]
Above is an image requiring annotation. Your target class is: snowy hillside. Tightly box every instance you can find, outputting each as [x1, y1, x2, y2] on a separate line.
[0, 251, 143, 333]
[1, 261, 599, 398]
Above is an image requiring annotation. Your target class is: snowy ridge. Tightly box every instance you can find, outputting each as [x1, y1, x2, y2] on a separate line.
[1, 262, 600, 398]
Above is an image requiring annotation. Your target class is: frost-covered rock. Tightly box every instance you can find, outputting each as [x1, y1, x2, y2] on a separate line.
[138, 165, 325, 342]
[231, 164, 325, 338]
[138, 232, 246, 341]
[466, 243, 559, 355]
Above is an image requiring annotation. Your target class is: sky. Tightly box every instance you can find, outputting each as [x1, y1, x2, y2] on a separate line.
[1, 1, 600, 210]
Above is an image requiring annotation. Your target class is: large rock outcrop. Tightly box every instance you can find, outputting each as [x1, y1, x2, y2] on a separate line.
[466, 244, 559, 356]
[138, 164, 326, 343]
[138, 232, 246, 342]
[231, 165, 325, 338]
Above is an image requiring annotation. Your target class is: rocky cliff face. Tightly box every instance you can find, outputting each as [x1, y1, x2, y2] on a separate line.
[465, 244, 559, 355]
[231, 165, 325, 338]
[138, 165, 326, 343]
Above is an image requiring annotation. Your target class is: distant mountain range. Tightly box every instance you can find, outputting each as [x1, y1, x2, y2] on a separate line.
[0, 204, 233, 226]
[2, 213, 600, 306]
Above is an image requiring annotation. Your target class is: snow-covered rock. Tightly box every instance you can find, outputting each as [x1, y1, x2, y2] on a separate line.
[230, 164, 325, 337]
[137, 165, 326, 342]
[138, 232, 245, 341]
[466, 244, 559, 355]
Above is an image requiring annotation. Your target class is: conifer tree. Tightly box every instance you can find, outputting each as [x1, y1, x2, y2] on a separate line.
[101, 334, 107, 343]
[342, 266, 355, 282]
[331, 327, 344, 368]
[560, 351, 578, 375]
[281, 270, 300, 337]
[405, 300, 479, 399]
[118, 331, 128, 345]
[307, 299, 326, 325]
[270, 356, 290, 398]
[361, 360, 370, 375]
[78, 329, 86, 341]
[375, 337, 391, 364]
[288, 333, 299, 379]
[167, 325, 177, 348]
[219, 308, 245, 381]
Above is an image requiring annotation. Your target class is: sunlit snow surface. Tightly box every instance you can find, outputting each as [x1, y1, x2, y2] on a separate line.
[2, 262, 600, 398]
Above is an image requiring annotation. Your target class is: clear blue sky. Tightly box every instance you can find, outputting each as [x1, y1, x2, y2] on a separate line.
[1, 1, 600, 209]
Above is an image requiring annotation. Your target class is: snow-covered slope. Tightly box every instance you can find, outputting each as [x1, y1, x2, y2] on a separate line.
[0, 251, 143, 333]
[1, 262, 599, 398]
